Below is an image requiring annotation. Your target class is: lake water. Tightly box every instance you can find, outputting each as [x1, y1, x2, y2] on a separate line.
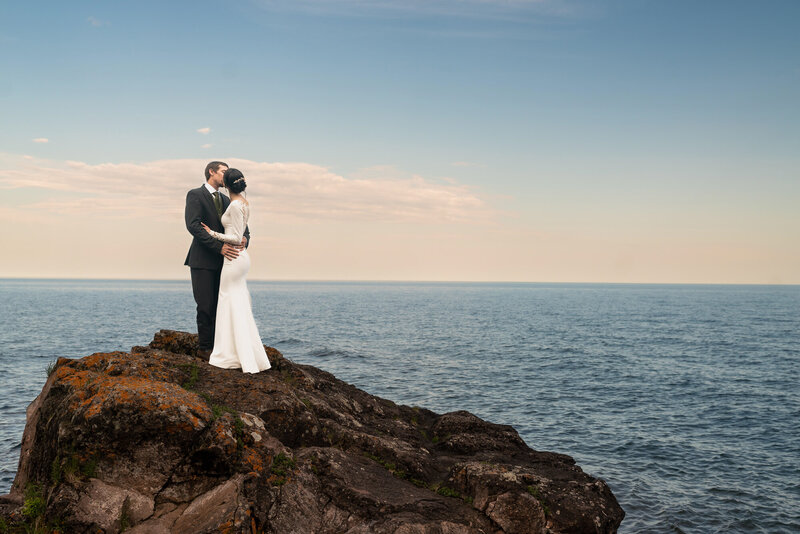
[0, 279, 798, 533]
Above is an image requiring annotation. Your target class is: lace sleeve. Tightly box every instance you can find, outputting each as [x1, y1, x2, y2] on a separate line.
[208, 203, 246, 245]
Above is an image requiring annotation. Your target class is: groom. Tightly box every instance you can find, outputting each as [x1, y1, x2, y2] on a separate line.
[184, 161, 250, 359]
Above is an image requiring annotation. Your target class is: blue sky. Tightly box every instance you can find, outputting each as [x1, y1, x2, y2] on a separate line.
[1, 1, 798, 282]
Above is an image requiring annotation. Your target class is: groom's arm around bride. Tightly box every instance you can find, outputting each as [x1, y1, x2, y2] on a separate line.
[184, 187, 249, 267]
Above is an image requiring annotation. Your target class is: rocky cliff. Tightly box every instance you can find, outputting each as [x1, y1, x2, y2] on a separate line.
[0, 330, 624, 533]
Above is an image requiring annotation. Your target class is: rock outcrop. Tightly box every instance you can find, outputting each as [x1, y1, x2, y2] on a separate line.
[0, 330, 624, 533]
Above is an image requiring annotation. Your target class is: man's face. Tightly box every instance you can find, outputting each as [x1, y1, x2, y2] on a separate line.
[209, 166, 228, 188]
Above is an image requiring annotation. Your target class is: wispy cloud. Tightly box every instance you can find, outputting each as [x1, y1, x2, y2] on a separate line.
[0, 156, 492, 223]
[451, 161, 486, 168]
[201, 144, 212, 149]
[32, 138, 49, 144]
[197, 127, 211, 134]
[87, 16, 110, 27]
[254, 0, 579, 19]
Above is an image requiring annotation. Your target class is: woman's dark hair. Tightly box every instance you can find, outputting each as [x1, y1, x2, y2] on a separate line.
[223, 168, 247, 194]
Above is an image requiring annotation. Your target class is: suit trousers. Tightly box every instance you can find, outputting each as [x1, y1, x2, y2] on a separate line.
[191, 267, 222, 350]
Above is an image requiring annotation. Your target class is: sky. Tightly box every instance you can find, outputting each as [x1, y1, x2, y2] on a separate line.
[1, 0, 798, 283]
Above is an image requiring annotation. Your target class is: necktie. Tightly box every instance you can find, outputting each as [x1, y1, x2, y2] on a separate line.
[213, 192, 223, 218]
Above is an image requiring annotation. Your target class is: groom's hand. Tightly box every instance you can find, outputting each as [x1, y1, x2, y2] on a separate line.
[221, 243, 242, 260]
[240, 236, 247, 248]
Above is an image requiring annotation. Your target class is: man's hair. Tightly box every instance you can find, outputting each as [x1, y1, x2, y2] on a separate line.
[204, 161, 228, 180]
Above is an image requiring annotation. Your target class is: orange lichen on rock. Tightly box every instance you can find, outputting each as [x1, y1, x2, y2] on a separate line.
[241, 447, 265, 474]
[209, 418, 239, 455]
[78, 351, 180, 382]
[54, 357, 212, 430]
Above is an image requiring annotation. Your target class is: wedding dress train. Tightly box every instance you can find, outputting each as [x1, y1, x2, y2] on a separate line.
[207, 199, 271, 373]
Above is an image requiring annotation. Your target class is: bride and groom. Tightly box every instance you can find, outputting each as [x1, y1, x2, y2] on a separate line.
[184, 161, 271, 373]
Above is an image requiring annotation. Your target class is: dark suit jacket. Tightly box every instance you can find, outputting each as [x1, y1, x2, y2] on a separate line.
[184, 185, 250, 270]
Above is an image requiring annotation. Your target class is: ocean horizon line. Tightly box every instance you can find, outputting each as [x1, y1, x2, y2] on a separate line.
[1, 277, 798, 288]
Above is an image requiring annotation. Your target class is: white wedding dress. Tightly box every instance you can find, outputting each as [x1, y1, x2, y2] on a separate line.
[207, 199, 271, 373]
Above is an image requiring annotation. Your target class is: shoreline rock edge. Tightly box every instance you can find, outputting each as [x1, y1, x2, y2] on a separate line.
[0, 329, 624, 533]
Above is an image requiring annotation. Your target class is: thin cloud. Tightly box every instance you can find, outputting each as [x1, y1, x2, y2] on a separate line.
[254, 0, 579, 19]
[201, 144, 212, 149]
[87, 17, 110, 27]
[451, 161, 486, 168]
[0, 156, 493, 223]
[32, 138, 49, 144]
[197, 127, 211, 135]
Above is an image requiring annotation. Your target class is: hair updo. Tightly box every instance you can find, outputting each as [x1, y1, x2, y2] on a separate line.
[223, 168, 247, 194]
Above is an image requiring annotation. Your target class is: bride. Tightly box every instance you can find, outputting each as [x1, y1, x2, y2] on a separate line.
[201, 168, 271, 373]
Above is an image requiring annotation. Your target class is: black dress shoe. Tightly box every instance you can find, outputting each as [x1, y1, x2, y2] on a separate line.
[196, 349, 212, 361]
